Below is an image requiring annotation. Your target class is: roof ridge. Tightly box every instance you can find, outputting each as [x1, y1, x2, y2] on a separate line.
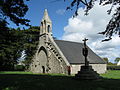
[54, 39, 83, 44]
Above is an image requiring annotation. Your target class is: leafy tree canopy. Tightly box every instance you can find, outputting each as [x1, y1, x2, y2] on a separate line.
[0, 28, 25, 70]
[65, 0, 120, 41]
[115, 57, 120, 63]
[23, 26, 40, 68]
[103, 57, 109, 63]
[0, 0, 30, 29]
[0, 26, 40, 71]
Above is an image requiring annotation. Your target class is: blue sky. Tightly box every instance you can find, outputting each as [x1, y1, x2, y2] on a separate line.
[9, 0, 120, 63]
[26, 0, 69, 38]
[9, 0, 74, 39]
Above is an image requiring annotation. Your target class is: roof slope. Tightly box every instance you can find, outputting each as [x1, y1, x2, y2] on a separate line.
[54, 40, 106, 64]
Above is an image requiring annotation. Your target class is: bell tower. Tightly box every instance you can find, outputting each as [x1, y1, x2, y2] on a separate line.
[40, 9, 52, 35]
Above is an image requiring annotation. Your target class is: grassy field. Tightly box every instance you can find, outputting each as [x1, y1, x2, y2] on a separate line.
[0, 70, 120, 90]
[101, 70, 120, 79]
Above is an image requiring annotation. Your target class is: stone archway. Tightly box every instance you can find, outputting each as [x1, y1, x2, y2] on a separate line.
[37, 46, 48, 73]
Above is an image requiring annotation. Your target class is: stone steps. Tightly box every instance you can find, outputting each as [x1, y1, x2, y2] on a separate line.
[75, 66, 102, 80]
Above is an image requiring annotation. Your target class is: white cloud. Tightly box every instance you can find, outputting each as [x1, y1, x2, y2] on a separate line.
[62, 1, 120, 62]
[56, 9, 65, 15]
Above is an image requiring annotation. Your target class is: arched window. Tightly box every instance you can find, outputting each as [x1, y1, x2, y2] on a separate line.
[44, 20, 46, 24]
[41, 22, 43, 33]
[41, 22, 43, 26]
[47, 25, 50, 33]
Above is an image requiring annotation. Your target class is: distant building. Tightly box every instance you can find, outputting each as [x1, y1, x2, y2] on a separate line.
[117, 61, 120, 66]
[29, 9, 106, 75]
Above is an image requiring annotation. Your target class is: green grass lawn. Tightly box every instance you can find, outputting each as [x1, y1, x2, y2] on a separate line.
[101, 70, 120, 79]
[0, 70, 120, 90]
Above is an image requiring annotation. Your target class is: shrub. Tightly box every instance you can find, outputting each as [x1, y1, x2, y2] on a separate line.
[14, 65, 25, 71]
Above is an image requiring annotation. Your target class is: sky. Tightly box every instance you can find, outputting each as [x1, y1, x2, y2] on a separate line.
[9, 0, 120, 63]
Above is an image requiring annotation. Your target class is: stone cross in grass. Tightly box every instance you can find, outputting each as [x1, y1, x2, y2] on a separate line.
[82, 38, 89, 66]
[75, 38, 101, 80]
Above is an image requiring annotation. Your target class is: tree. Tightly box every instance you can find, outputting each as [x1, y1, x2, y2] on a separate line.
[0, 0, 30, 29]
[103, 57, 109, 64]
[0, 26, 40, 71]
[0, 28, 25, 71]
[0, 0, 30, 71]
[115, 57, 120, 63]
[65, 0, 120, 40]
[23, 26, 40, 69]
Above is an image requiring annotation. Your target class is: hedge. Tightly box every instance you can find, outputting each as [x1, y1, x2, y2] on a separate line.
[107, 65, 120, 70]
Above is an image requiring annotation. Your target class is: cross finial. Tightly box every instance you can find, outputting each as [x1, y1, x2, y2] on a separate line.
[82, 38, 88, 42]
[82, 38, 88, 47]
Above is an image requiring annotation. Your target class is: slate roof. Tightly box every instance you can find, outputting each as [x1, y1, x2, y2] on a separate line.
[54, 40, 106, 64]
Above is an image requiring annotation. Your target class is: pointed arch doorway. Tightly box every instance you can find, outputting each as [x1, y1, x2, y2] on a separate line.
[38, 46, 48, 73]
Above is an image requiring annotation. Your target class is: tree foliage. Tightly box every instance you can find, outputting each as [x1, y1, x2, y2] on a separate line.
[103, 57, 109, 63]
[23, 26, 39, 68]
[0, 0, 30, 29]
[114, 57, 120, 63]
[102, 57, 117, 65]
[65, 0, 120, 40]
[0, 26, 39, 71]
[0, 28, 25, 70]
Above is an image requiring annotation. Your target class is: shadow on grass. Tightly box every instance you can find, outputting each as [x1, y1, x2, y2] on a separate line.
[0, 74, 120, 90]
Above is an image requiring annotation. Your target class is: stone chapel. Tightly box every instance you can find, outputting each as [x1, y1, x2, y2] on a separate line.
[29, 9, 107, 75]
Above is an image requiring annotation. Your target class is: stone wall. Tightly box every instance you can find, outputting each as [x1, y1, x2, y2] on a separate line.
[30, 46, 69, 74]
[48, 52, 63, 74]
[71, 64, 107, 74]
[30, 34, 69, 74]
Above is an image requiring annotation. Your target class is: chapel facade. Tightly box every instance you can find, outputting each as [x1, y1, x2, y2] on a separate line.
[29, 9, 107, 75]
